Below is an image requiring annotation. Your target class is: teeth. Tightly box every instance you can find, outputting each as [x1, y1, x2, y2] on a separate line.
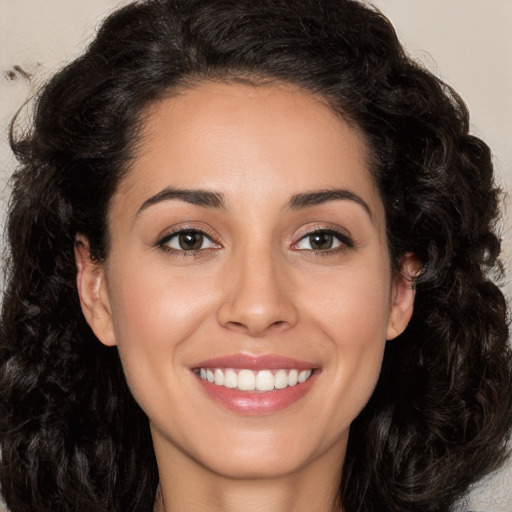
[214, 368, 224, 386]
[198, 368, 313, 391]
[274, 369, 288, 389]
[288, 369, 298, 386]
[238, 369, 256, 391]
[256, 370, 275, 391]
[298, 370, 310, 383]
[224, 369, 238, 388]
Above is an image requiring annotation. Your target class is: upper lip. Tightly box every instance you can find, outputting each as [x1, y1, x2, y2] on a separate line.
[192, 353, 318, 371]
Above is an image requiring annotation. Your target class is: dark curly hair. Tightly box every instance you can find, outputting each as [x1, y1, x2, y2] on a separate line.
[1, 1, 511, 511]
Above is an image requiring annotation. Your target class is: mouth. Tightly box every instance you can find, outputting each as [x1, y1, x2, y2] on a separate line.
[195, 367, 314, 392]
[191, 354, 319, 414]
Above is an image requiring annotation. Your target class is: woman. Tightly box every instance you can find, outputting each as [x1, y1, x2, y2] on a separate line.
[1, 1, 511, 511]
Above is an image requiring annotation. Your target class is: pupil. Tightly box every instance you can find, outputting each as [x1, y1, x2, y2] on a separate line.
[310, 233, 333, 250]
[179, 232, 203, 250]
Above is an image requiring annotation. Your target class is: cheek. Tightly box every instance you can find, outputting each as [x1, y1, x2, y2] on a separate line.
[109, 265, 216, 345]
[302, 262, 392, 344]
[297, 262, 391, 407]
[106, 266, 219, 401]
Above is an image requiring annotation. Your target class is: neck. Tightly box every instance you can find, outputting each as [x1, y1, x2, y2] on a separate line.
[152, 433, 345, 512]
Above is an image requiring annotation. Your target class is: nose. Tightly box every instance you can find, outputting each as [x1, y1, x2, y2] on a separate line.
[217, 248, 299, 337]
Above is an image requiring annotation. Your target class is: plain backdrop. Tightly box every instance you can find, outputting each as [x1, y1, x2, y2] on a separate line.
[1, 1, 511, 510]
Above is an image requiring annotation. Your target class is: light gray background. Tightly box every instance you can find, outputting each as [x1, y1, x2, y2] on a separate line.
[1, 1, 511, 510]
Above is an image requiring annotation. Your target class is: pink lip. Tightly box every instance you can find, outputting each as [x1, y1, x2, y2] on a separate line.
[192, 353, 319, 415]
[192, 353, 316, 371]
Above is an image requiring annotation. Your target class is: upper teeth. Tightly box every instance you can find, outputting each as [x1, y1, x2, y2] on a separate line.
[198, 368, 313, 391]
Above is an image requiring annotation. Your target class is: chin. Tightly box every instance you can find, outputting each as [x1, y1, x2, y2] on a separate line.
[182, 424, 348, 481]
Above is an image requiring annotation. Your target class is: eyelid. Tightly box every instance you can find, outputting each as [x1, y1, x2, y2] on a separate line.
[155, 224, 222, 250]
[291, 225, 354, 251]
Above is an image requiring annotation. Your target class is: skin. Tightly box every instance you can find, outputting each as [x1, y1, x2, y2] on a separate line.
[76, 82, 417, 512]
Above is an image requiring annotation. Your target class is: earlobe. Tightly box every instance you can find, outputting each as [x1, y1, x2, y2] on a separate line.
[75, 235, 117, 347]
[386, 252, 421, 340]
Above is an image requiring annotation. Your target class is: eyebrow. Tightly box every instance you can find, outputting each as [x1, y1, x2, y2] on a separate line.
[137, 187, 225, 214]
[137, 186, 372, 219]
[286, 189, 372, 218]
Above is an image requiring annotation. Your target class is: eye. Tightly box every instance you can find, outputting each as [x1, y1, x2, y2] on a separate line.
[293, 229, 351, 252]
[158, 229, 219, 252]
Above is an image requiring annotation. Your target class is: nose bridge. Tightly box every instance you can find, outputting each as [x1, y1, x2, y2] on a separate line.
[217, 238, 298, 335]
[239, 246, 279, 302]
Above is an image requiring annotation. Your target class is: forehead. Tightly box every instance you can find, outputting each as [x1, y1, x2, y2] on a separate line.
[115, 81, 383, 222]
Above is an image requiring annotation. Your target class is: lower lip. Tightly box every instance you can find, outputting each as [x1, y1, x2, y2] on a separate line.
[196, 372, 318, 415]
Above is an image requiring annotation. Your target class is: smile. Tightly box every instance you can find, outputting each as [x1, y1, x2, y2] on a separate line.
[192, 354, 319, 414]
[197, 368, 313, 392]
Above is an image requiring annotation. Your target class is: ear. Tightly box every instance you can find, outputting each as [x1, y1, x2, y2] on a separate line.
[386, 252, 421, 341]
[75, 235, 117, 346]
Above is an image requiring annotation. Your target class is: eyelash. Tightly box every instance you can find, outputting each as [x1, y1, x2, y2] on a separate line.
[155, 226, 353, 257]
[292, 227, 354, 255]
[155, 226, 221, 257]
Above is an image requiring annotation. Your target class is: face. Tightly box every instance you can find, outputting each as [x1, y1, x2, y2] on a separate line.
[76, 82, 416, 481]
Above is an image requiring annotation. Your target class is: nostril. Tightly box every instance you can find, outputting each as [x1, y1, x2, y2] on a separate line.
[223, 319, 290, 336]
[217, 290, 299, 335]
[227, 321, 246, 330]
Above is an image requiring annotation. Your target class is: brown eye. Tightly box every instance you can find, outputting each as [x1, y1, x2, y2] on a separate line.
[294, 229, 350, 252]
[308, 232, 334, 250]
[160, 229, 218, 252]
[178, 231, 204, 250]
